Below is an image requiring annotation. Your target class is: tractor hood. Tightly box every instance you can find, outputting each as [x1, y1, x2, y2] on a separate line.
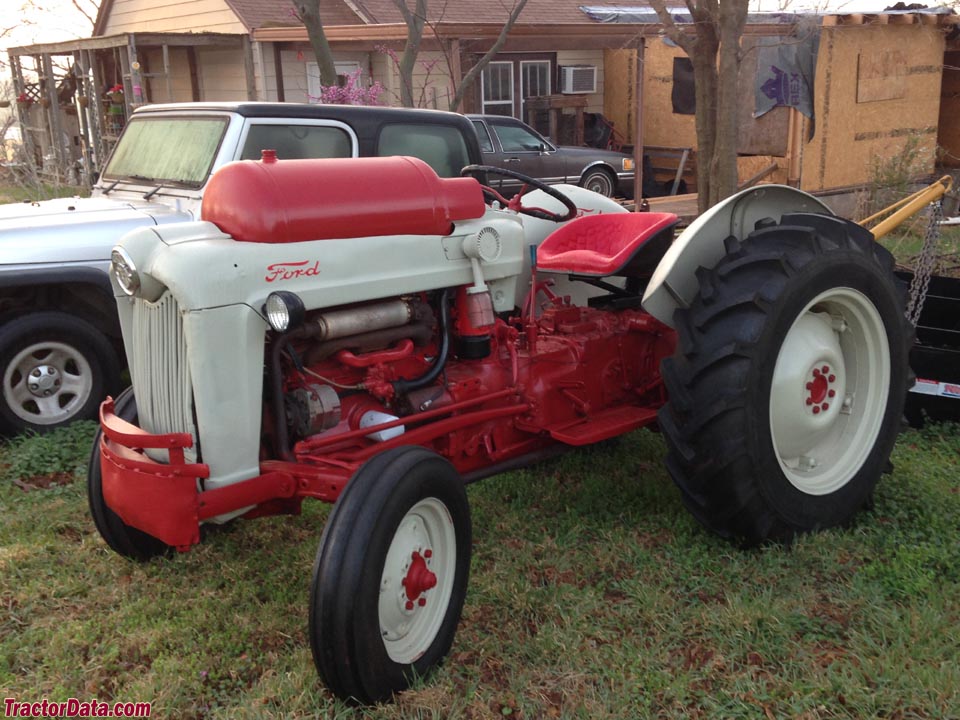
[0, 196, 194, 265]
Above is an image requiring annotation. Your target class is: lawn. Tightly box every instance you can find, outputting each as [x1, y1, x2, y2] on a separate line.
[1, 421, 957, 718]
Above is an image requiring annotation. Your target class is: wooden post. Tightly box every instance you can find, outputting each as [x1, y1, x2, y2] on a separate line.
[242, 36, 257, 101]
[40, 53, 67, 175]
[633, 39, 645, 208]
[80, 49, 105, 175]
[127, 36, 146, 105]
[162, 44, 173, 102]
[272, 44, 285, 102]
[187, 46, 201, 101]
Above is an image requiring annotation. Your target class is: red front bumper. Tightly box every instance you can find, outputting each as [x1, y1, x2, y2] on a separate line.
[99, 398, 211, 550]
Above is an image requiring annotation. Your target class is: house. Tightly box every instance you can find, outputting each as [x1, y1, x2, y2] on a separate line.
[7, 0, 959, 207]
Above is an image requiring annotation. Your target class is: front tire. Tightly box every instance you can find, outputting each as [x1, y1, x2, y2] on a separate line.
[659, 214, 910, 543]
[581, 167, 616, 197]
[87, 387, 170, 560]
[0, 311, 120, 435]
[310, 446, 471, 703]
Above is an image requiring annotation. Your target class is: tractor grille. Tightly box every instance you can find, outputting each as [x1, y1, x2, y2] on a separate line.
[130, 292, 197, 463]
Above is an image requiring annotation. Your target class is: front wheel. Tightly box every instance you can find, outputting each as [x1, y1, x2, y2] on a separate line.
[88, 387, 170, 560]
[659, 214, 911, 543]
[0, 312, 121, 435]
[580, 167, 615, 197]
[310, 446, 471, 703]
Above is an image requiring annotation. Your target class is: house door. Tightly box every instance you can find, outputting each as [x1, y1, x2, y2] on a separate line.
[479, 54, 555, 125]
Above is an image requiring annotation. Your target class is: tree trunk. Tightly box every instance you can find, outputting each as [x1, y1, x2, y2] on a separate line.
[647, 0, 749, 213]
[292, 0, 338, 87]
[395, 0, 427, 107]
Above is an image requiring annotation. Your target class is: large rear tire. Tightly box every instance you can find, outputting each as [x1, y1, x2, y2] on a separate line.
[310, 446, 471, 703]
[659, 213, 911, 543]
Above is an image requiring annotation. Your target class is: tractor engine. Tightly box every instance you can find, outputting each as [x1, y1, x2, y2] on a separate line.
[269, 285, 674, 478]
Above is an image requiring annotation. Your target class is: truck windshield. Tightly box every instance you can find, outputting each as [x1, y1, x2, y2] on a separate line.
[102, 116, 228, 188]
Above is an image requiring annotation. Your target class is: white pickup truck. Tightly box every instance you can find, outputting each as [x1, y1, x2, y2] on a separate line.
[0, 102, 484, 435]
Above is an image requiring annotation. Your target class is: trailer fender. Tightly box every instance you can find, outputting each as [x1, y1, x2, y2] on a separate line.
[642, 184, 833, 328]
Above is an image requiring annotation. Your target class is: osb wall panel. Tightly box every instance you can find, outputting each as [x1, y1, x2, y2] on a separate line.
[738, 36, 789, 156]
[738, 155, 788, 186]
[800, 25, 944, 192]
[603, 49, 636, 145]
[642, 40, 697, 149]
[939, 50, 960, 168]
[140, 47, 194, 103]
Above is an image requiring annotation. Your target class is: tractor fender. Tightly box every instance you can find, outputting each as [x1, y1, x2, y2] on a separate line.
[641, 184, 833, 328]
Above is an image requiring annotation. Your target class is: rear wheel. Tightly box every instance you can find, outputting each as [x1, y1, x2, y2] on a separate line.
[659, 214, 910, 543]
[310, 446, 471, 703]
[88, 387, 170, 560]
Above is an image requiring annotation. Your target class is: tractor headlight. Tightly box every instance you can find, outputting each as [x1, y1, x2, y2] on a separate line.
[111, 247, 140, 296]
[622, 158, 635, 172]
[265, 291, 305, 333]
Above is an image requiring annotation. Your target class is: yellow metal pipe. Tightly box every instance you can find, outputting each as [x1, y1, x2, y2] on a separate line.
[859, 175, 953, 240]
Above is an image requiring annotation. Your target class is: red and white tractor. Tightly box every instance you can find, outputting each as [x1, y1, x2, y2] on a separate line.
[89, 154, 911, 703]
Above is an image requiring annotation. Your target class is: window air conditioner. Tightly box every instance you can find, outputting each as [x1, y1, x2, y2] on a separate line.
[559, 66, 597, 94]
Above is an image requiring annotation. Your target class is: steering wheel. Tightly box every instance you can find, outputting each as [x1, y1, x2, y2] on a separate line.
[461, 164, 578, 223]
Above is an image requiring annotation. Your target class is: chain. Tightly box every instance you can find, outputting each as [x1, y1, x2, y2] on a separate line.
[905, 200, 942, 327]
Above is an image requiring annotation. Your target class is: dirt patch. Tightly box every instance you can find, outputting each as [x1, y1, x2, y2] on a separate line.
[12, 472, 75, 491]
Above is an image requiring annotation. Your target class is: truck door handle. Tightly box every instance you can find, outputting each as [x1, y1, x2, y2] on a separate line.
[504, 157, 520, 163]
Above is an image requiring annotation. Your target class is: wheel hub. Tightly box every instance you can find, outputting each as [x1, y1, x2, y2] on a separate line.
[378, 497, 457, 664]
[402, 550, 437, 607]
[26, 364, 62, 397]
[769, 288, 890, 496]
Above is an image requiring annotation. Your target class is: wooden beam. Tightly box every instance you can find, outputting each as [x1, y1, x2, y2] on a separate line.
[634, 40, 644, 208]
[8, 32, 245, 56]
[187, 46, 200, 102]
[162, 44, 173, 102]
[273, 43, 285, 103]
[242, 35, 257, 101]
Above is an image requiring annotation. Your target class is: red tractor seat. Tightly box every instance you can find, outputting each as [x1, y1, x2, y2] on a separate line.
[536, 212, 679, 277]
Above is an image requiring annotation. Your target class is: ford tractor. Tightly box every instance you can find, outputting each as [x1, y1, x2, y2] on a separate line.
[89, 154, 914, 703]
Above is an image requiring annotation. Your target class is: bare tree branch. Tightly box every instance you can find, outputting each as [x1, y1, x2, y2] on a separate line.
[292, 0, 339, 86]
[447, 0, 528, 112]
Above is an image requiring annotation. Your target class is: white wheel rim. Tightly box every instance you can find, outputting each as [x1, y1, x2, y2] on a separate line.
[769, 287, 890, 495]
[585, 173, 612, 195]
[378, 497, 456, 664]
[3, 341, 93, 425]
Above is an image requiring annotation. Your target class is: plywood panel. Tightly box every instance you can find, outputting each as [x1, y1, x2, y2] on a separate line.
[801, 25, 944, 192]
[603, 49, 636, 145]
[642, 39, 696, 148]
[197, 47, 247, 101]
[857, 49, 906, 103]
[938, 50, 960, 168]
[737, 155, 788, 186]
[141, 46, 193, 102]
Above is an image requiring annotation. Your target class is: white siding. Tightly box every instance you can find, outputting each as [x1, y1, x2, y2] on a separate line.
[279, 49, 376, 104]
[102, 0, 246, 34]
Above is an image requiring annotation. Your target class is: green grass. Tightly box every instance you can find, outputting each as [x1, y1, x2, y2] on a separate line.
[2, 424, 958, 718]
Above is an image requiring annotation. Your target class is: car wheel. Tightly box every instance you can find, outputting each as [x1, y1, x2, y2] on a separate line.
[0, 311, 121, 435]
[581, 167, 616, 197]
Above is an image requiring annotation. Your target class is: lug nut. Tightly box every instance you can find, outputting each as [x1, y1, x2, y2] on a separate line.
[828, 374, 836, 383]
[822, 365, 829, 373]
[806, 398, 813, 406]
[822, 403, 829, 411]
[424, 549, 432, 559]
[828, 390, 836, 398]
[813, 407, 821, 415]
[418, 598, 427, 607]
[405, 600, 414, 611]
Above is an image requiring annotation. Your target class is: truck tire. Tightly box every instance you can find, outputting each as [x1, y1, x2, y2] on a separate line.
[88, 387, 170, 560]
[581, 167, 616, 197]
[310, 446, 471, 703]
[659, 214, 911, 543]
[0, 311, 120, 435]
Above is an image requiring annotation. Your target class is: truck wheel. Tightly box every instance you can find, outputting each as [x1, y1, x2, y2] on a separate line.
[88, 387, 170, 560]
[0, 312, 120, 435]
[310, 446, 471, 703]
[659, 214, 910, 543]
[581, 167, 615, 197]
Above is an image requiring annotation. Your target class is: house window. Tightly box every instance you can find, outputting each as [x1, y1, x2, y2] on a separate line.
[306, 61, 363, 102]
[478, 54, 555, 120]
[481, 61, 514, 116]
